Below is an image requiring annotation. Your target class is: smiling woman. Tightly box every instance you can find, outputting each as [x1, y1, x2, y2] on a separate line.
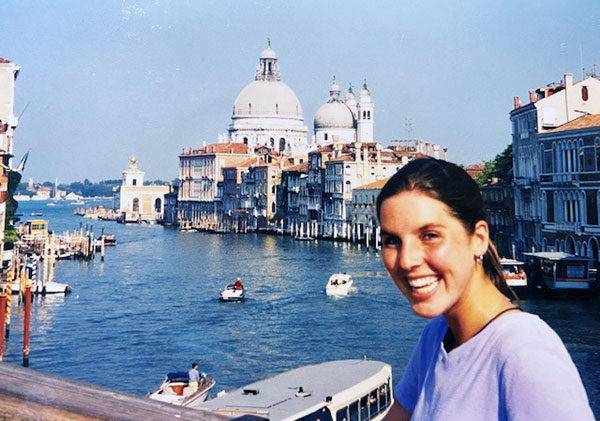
[376, 158, 594, 421]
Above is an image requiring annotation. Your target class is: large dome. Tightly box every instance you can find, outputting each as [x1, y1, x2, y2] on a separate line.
[233, 80, 304, 120]
[314, 101, 355, 130]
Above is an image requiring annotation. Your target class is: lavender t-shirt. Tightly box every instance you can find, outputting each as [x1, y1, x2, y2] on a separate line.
[395, 313, 594, 420]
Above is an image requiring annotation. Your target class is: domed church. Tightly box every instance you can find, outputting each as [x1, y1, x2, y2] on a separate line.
[313, 78, 374, 147]
[228, 42, 309, 155]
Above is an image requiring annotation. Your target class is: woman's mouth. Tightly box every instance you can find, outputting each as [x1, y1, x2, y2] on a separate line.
[406, 276, 440, 295]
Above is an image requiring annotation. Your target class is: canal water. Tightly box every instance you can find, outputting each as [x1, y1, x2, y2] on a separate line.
[3, 200, 599, 416]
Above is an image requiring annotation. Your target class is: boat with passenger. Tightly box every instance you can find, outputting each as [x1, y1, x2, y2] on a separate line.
[148, 371, 216, 408]
[500, 258, 528, 293]
[198, 359, 393, 421]
[325, 273, 353, 296]
[220, 278, 245, 302]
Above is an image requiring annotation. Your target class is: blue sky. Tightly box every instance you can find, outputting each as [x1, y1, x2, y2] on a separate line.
[2, 0, 600, 182]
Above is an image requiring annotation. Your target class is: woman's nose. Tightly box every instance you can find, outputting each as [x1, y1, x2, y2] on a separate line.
[397, 240, 423, 270]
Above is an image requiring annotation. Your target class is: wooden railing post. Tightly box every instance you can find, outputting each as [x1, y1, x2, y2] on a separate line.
[0, 291, 7, 361]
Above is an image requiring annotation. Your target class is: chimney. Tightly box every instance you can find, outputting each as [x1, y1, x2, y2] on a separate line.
[513, 96, 522, 109]
[565, 73, 573, 121]
[565, 73, 573, 87]
[425, 142, 431, 156]
[432, 144, 440, 160]
[529, 90, 537, 104]
[443, 147, 448, 161]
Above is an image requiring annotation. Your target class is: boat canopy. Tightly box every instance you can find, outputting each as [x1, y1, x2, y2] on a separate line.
[166, 372, 189, 382]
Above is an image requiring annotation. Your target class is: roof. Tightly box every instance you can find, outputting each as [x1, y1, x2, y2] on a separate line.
[198, 360, 390, 420]
[182, 143, 249, 156]
[0, 58, 12, 64]
[548, 114, 600, 133]
[354, 177, 391, 190]
[309, 145, 334, 154]
[233, 80, 304, 119]
[286, 162, 309, 172]
[522, 251, 591, 261]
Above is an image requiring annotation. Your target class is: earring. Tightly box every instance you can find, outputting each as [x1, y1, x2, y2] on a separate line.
[474, 255, 483, 263]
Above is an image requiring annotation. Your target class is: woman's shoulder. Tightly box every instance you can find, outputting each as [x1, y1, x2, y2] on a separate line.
[488, 312, 570, 363]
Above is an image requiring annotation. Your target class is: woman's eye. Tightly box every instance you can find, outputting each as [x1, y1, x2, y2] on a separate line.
[382, 236, 399, 246]
[422, 232, 438, 241]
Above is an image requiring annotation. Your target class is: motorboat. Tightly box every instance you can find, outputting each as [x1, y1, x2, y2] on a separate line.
[98, 234, 117, 246]
[500, 258, 528, 289]
[220, 282, 245, 302]
[325, 273, 353, 296]
[198, 359, 393, 421]
[149, 371, 216, 408]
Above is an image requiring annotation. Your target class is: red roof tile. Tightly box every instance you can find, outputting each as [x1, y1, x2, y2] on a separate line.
[549, 114, 600, 132]
[354, 177, 391, 190]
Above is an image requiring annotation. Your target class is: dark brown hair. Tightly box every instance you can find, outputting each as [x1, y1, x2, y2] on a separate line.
[376, 158, 516, 300]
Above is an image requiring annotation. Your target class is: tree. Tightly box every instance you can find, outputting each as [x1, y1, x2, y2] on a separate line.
[476, 144, 513, 185]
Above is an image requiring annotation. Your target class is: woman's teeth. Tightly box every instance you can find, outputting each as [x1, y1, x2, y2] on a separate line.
[407, 276, 439, 294]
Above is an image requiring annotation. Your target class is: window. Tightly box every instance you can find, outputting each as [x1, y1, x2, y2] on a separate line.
[582, 86, 589, 101]
[587, 190, 598, 225]
[547, 190, 554, 222]
[132, 198, 139, 212]
[154, 198, 162, 212]
[276, 103, 279, 114]
[349, 401, 359, 421]
[360, 395, 369, 420]
[325, 133, 328, 140]
[132, 178, 137, 186]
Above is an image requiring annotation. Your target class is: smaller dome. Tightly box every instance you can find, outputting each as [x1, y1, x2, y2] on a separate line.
[345, 85, 355, 102]
[360, 81, 371, 99]
[314, 101, 355, 130]
[261, 45, 277, 60]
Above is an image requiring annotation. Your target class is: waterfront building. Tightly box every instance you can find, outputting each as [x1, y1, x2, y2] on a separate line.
[313, 80, 374, 146]
[277, 162, 309, 235]
[482, 178, 515, 258]
[228, 42, 309, 156]
[537, 114, 600, 260]
[161, 184, 178, 226]
[0, 57, 20, 260]
[117, 156, 169, 223]
[178, 143, 252, 229]
[510, 73, 600, 256]
[321, 140, 431, 238]
[350, 177, 389, 246]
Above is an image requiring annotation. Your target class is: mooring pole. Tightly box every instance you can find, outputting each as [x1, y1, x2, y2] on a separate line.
[23, 284, 31, 367]
[0, 291, 7, 361]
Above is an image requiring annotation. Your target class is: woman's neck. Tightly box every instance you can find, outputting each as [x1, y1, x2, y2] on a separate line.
[443, 276, 514, 347]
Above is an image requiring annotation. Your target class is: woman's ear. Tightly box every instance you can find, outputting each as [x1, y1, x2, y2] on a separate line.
[472, 220, 490, 257]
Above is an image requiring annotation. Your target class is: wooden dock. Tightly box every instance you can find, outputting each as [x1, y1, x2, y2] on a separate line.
[0, 363, 231, 421]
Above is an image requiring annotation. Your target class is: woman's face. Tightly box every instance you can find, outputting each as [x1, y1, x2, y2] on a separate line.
[380, 190, 482, 319]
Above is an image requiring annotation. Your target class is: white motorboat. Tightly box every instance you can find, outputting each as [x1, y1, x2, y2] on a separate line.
[219, 282, 245, 302]
[325, 273, 353, 296]
[500, 258, 528, 288]
[149, 371, 216, 408]
[198, 359, 393, 421]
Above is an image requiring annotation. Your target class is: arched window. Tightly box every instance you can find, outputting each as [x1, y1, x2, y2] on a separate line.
[248, 103, 252, 114]
[582, 86, 589, 101]
[271, 202, 276, 213]
[132, 198, 139, 212]
[367, 110, 371, 120]
[243, 137, 248, 145]
[276, 104, 279, 114]
[362, 111, 366, 119]
[132, 178, 137, 186]
[270, 138, 275, 149]
[279, 137, 286, 152]
[154, 198, 162, 212]
[345, 180, 351, 193]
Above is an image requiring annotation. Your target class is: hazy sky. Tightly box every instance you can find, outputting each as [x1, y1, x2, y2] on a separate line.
[2, 0, 600, 183]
